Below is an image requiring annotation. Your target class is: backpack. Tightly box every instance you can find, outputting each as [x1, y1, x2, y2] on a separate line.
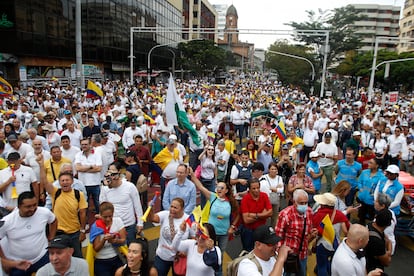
[53, 188, 80, 211]
[227, 251, 262, 276]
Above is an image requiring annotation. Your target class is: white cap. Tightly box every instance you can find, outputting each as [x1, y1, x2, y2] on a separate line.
[353, 131, 361, 136]
[385, 164, 400, 174]
[309, 151, 319, 158]
[169, 134, 178, 140]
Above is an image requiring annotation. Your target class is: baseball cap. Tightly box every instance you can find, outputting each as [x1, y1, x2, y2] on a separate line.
[7, 134, 18, 142]
[282, 144, 289, 150]
[353, 131, 361, 136]
[253, 225, 281, 244]
[169, 134, 178, 140]
[385, 164, 399, 174]
[166, 138, 175, 145]
[64, 110, 72, 115]
[324, 132, 332, 138]
[309, 151, 319, 158]
[46, 235, 72, 249]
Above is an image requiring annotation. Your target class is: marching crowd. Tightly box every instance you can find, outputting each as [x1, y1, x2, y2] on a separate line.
[0, 73, 411, 276]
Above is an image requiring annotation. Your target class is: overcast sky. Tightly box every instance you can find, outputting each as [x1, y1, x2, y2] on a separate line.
[210, 0, 404, 49]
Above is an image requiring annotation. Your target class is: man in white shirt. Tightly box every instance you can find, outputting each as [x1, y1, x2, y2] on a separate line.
[232, 104, 246, 145]
[61, 120, 82, 148]
[5, 134, 34, 161]
[237, 225, 281, 276]
[74, 138, 102, 215]
[315, 132, 338, 192]
[302, 121, 319, 162]
[60, 135, 81, 166]
[387, 126, 407, 165]
[0, 191, 57, 275]
[122, 119, 144, 150]
[332, 224, 383, 276]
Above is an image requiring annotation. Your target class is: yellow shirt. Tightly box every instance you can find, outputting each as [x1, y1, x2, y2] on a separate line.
[0, 158, 8, 170]
[224, 139, 235, 155]
[51, 187, 87, 234]
[44, 157, 72, 183]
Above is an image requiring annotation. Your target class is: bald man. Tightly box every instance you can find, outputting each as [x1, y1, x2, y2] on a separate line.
[332, 224, 383, 276]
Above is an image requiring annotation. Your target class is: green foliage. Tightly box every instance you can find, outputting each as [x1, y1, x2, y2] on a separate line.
[266, 40, 316, 93]
[176, 40, 228, 77]
[336, 50, 414, 91]
[286, 5, 365, 65]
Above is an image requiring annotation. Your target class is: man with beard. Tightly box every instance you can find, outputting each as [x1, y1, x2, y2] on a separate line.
[0, 192, 57, 275]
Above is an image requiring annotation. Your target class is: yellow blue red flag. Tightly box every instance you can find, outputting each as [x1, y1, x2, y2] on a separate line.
[319, 214, 337, 247]
[86, 80, 103, 98]
[275, 120, 287, 142]
[0, 76, 13, 97]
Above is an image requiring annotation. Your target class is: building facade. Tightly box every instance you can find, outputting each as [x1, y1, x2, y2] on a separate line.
[212, 4, 228, 40]
[350, 4, 400, 52]
[0, 0, 182, 84]
[398, 0, 414, 53]
[182, 0, 217, 42]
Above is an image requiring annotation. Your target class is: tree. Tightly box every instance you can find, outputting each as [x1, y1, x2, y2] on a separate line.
[176, 40, 229, 77]
[286, 5, 365, 65]
[266, 40, 316, 93]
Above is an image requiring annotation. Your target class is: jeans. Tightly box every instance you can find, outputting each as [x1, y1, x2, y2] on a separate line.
[86, 185, 101, 214]
[94, 256, 124, 276]
[215, 234, 228, 276]
[316, 244, 334, 276]
[154, 255, 176, 276]
[321, 165, 334, 192]
[10, 252, 49, 276]
[234, 124, 244, 144]
[57, 230, 82, 258]
[125, 224, 137, 245]
[240, 225, 254, 252]
[284, 257, 307, 276]
[200, 177, 216, 208]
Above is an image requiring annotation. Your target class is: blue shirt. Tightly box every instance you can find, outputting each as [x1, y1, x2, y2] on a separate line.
[162, 178, 196, 214]
[257, 151, 273, 174]
[208, 193, 231, 235]
[335, 160, 362, 188]
[357, 169, 386, 205]
[306, 160, 322, 191]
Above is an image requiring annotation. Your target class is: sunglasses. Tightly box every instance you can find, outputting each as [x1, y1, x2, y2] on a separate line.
[216, 186, 226, 190]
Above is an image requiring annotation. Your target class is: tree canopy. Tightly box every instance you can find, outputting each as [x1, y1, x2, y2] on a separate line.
[286, 5, 365, 65]
[176, 40, 231, 77]
[266, 40, 316, 93]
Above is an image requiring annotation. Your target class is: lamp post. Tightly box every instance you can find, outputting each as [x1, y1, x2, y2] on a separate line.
[147, 38, 203, 84]
[267, 50, 315, 94]
[75, 0, 83, 90]
[368, 36, 414, 102]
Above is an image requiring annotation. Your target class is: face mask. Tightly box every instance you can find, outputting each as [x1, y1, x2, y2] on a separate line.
[296, 204, 308, 214]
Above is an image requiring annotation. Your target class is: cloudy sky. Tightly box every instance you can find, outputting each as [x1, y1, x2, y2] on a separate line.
[210, 0, 404, 49]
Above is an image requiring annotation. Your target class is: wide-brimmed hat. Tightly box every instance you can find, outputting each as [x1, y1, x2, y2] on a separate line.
[314, 193, 337, 207]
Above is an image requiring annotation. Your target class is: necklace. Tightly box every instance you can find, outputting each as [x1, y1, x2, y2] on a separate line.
[130, 269, 140, 275]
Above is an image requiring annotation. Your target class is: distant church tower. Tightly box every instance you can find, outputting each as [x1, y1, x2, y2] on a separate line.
[224, 4, 239, 44]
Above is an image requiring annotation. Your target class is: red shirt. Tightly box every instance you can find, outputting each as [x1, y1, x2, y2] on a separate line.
[312, 207, 350, 236]
[240, 192, 271, 230]
[130, 145, 152, 176]
[275, 205, 313, 260]
[357, 154, 375, 170]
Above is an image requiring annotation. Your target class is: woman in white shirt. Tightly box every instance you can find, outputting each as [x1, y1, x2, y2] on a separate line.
[260, 162, 284, 227]
[369, 130, 388, 169]
[172, 222, 222, 276]
[91, 202, 127, 276]
[198, 144, 217, 207]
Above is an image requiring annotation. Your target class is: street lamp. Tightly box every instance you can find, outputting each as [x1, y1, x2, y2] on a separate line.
[267, 50, 315, 93]
[368, 36, 414, 101]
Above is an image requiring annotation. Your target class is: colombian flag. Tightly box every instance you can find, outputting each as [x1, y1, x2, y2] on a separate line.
[86, 80, 103, 98]
[275, 120, 287, 142]
[0, 77, 13, 97]
[186, 205, 202, 227]
[319, 214, 337, 248]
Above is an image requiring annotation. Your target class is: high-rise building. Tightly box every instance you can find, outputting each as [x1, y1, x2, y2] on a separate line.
[212, 4, 228, 40]
[0, 0, 183, 82]
[398, 0, 414, 53]
[350, 4, 400, 52]
[181, 0, 218, 42]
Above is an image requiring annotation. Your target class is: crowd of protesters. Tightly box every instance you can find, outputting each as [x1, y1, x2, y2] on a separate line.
[0, 72, 411, 275]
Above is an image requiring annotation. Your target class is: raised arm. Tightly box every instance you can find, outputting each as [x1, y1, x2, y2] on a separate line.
[189, 168, 212, 200]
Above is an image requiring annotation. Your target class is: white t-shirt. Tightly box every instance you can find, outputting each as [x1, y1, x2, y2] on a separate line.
[237, 254, 276, 276]
[176, 239, 222, 276]
[0, 165, 37, 207]
[153, 211, 190, 261]
[95, 217, 125, 259]
[260, 174, 284, 196]
[315, 142, 338, 167]
[0, 207, 55, 263]
[74, 151, 103, 186]
[61, 129, 82, 148]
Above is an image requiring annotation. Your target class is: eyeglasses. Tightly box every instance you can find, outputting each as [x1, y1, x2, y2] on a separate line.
[207, 149, 214, 151]
[106, 172, 119, 177]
